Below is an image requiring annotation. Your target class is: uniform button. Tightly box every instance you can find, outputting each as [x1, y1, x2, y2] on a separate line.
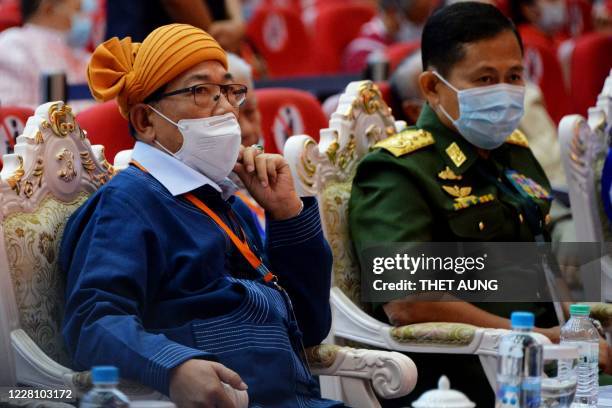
[518, 213, 524, 223]
[478, 221, 485, 231]
[545, 214, 552, 225]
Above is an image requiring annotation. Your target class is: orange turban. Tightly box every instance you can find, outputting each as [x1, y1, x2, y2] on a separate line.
[87, 24, 227, 118]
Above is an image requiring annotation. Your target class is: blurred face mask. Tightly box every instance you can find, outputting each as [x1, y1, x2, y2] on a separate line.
[67, 13, 92, 47]
[148, 106, 242, 183]
[537, 1, 567, 34]
[433, 71, 525, 150]
[60, 0, 96, 47]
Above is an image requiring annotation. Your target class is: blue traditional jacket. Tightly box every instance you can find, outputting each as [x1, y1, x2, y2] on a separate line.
[60, 142, 342, 407]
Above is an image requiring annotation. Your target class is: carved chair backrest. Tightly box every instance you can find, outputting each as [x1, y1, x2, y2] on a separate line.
[284, 81, 396, 309]
[0, 101, 114, 375]
[559, 69, 612, 243]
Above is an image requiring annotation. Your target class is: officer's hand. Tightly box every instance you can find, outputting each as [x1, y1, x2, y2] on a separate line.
[599, 338, 611, 374]
[169, 359, 248, 408]
[534, 326, 560, 343]
[234, 145, 302, 220]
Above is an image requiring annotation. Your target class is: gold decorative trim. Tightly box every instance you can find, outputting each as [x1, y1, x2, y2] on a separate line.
[35, 131, 44, 144]
[80, 151, 96, 173]
[48, 103, 76, 137]
[301, 139, 317, 177]
[326, 139, 340, 165]
[56, 149, 76, 182]
[358, 81, 383, 115]
[7, 155, 25, 195]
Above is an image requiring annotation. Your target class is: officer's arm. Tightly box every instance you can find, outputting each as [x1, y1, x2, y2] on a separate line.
[349, 152, 435, 253]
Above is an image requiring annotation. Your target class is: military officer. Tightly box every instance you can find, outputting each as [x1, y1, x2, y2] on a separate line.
[349, 2, 567, 405]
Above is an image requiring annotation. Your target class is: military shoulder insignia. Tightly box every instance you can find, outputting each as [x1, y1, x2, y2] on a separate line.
[374, 128, 434, 157]
[438, 166, 462, 180]
[505, 129, 529, 148]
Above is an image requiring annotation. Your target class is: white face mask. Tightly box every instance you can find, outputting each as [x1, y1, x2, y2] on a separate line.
[148, 106, 242, 183]
[537, 1, 567, 34]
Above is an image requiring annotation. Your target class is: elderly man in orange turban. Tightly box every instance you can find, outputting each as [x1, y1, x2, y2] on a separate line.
[60, 24, 342, 408]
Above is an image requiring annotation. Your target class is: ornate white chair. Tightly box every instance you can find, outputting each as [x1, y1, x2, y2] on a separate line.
[0, 101, 168, 402]
[559, 69, 612, 302]
[284, 80, 553, 401]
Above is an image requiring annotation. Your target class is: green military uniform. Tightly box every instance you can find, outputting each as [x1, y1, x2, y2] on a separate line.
[349, 103, 558, 406]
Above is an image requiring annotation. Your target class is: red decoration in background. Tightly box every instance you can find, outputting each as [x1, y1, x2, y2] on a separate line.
[255, 88, 327, 153]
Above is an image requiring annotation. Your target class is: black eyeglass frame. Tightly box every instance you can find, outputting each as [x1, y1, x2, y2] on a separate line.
[153, 83, 249, 107]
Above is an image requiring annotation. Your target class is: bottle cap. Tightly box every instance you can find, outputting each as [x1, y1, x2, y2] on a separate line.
[510, 311, 534, 328]
[91, 366, 119, 384]
[569, 304, 590, 315]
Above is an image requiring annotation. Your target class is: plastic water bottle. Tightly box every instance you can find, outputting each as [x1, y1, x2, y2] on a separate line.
[80, 366, 130, 408]
[496, 311, 543, 408]
[560, 304, 599, 407]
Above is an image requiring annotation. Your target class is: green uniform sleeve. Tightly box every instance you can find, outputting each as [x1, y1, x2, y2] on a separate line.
[349, 150, 433, 265]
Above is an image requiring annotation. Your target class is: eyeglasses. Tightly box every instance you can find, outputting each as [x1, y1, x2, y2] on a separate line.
[156, 83, 248, 108]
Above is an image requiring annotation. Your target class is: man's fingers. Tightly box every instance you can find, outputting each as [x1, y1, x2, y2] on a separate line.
[266, 157, 278, 185]
[213, 363, 248, 391]
[236, 145, 245, 163]
[242, 147, 257, 173]
[255, 155, 269, 187]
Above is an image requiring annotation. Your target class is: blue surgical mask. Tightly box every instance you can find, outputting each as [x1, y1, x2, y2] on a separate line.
[433, 71, 525, 150]
[67, 13, 93, 48]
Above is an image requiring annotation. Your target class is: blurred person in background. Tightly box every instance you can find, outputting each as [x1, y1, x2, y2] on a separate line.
[105, 0, 245, 53]
[593, 0, 612, 33]
[342, 0, 435, 73]
[227, 52, 266, 237]
[509, 0, 569, 48]
[227, 53, 263, 148]
[0, 0, 94, 107]
[389, 50, 424, 125]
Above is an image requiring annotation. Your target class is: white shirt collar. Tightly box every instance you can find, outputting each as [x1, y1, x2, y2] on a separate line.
[131, 141, 238, 199]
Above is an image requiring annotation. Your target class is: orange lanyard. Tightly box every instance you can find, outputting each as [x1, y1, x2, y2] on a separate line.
[131, 160, 276, 283]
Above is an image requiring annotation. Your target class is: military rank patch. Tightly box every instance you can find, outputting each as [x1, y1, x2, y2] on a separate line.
[445, 142, 467, 168]
[505, 170, 552, 200]
[441, 184, 495, 210]
[438, 166, 462, 180]
[442, 185, 472, 198]
[452, 194, 495, 210]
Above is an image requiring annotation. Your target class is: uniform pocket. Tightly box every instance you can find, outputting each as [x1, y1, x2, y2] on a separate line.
[447, 201, 505, 240]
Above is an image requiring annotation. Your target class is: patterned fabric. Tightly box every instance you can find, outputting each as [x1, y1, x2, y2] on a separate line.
[4, 193, 90, 367]
[305, 344, 341, 369]
[390, 322, 477, 346]
[319, 178, 364, 310]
